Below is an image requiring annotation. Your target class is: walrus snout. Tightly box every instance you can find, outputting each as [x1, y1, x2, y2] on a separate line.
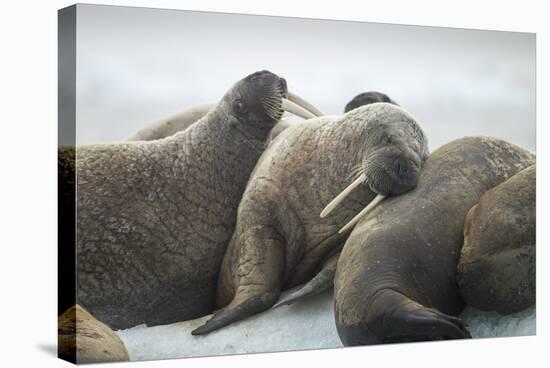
[240, 70, 321, 122]
[391, 157, 421, 193]
[247, 70, 287, 99]
[364, 154, 419, 196]
[332, 153, 421, 234]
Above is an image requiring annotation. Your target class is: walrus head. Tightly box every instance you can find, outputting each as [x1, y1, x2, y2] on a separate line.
[222, 70, 321, 134]
[321, 103, 429, 233]
[344, 91, 398, 113]
[362, 112, 428, 196]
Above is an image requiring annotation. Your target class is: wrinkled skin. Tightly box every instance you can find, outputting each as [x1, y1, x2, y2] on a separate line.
[335, 137, 535, 346]
[344, 91, 398, 113]
[192, 103, 429, 335]
[58, 304, 129, 364]
[61, 70, 289, 329]
[458, 164, 536, 314]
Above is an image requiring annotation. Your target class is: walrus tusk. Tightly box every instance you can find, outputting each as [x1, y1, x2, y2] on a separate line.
[282, 98, 317, 120]
[320, 173, 367, 218]
[287, 92, 323, 117]
[338, 193, 386, 234]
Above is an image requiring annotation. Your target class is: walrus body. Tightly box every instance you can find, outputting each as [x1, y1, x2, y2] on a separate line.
[458, 164, 536, 314]
[192, 103, 429, 335]
[64, 70, 321, 329]
[334, 137, 535, 345]
[58, 304, 129, 364]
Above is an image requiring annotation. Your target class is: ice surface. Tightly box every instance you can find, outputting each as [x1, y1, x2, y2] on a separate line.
[461, 305, 536, 338]
[116, 290, 535, 361]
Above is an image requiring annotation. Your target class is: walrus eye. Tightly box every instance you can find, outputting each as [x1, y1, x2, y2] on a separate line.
[233, 99, 248, 115]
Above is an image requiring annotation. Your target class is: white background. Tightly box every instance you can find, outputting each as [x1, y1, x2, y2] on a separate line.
[0, 0, 548, 367]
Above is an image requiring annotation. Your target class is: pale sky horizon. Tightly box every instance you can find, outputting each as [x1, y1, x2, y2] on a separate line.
[71, 4, 535, 152]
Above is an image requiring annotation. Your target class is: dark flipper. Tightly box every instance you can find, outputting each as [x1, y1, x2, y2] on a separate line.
[339, 289, 471, 345]
[272, 252, 339, 308]
[386, 304, 471, 340]
[191, 291, 279, 335]
[371, 289, 471, 342]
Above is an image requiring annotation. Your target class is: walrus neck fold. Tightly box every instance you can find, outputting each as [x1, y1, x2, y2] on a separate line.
[234, 117, 276, 147]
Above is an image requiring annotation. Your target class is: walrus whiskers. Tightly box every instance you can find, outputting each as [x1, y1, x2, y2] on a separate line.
[338, 193, 386, 234]
[261, 86, 321, 121]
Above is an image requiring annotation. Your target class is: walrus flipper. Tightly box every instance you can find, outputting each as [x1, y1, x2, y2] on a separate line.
[367, 289, 471, 343]
[191, 292, 280, 335]
[192, 227, 285, 335]
[273, 252, 339, 308]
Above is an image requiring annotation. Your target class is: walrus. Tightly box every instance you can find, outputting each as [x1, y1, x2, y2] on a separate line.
[334, 136, 535, 345]
[58, 304, 129, 364]
[62, 70, 322, 329]
[344, 91, 397, 113]
[127, 91, 321, 142]
[259, 91, 398, 308]
[192, 102, 429, 335]
[457, 164, 536, 314]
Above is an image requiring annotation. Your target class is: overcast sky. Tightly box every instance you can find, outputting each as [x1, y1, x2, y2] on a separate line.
[73, 4, 535, 151]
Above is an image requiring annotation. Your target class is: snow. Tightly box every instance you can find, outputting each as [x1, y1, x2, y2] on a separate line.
[116, 290, 535, 361]
[461, 304, 536, 338]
